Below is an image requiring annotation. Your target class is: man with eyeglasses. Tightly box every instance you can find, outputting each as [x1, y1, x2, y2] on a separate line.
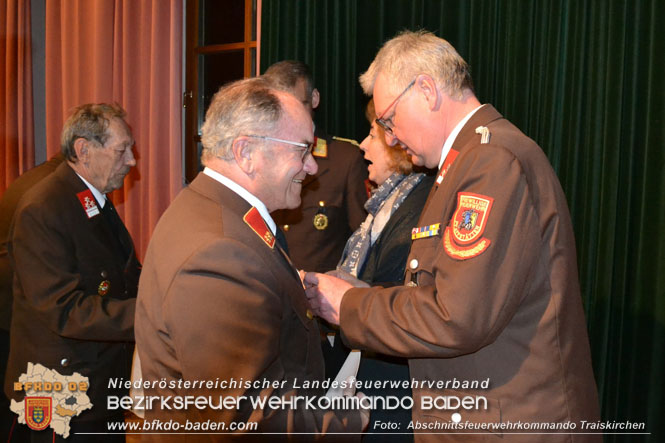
[135, 77, 367, 440]
[305, 31, 600, 441]
[263, 61, 369, 274]
[5, 103, 140, 441]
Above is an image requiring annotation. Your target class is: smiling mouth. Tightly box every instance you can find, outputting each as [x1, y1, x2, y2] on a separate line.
[293, 179, 303, 184]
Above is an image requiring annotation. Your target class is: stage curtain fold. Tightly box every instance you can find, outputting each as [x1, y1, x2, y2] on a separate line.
[44, 0, 183, 259]
[262, 0, 665, 440]
[1, 0, 34, 195]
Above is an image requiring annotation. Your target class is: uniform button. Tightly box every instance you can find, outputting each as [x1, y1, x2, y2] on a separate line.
[409, 259, 419, 270]
[101, 270, 108, 278]
[283, 225, 289, 232]
[306, 309, 314, 320]
[60, 358, 69, 368]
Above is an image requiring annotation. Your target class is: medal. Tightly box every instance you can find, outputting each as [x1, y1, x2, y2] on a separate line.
[98, 280, 110, 296]
[313, 201, 328, 230]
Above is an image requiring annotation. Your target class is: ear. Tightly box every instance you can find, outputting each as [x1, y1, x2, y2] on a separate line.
[416, 74, 441, 111]
[231, 137, 255, 175]
[73, 138, 90, 163]
[311, 88, 320, 110]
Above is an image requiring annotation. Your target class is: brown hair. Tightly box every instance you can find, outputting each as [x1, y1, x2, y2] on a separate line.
[365, 100, 413, 175]
[263, 60, 314, 96]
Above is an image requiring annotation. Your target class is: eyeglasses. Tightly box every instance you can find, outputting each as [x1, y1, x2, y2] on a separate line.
[375, 79, 416, 135]
[245, 135, 314, 161]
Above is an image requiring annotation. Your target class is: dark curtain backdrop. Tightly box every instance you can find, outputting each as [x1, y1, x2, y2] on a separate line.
[262, 1, 665, 441]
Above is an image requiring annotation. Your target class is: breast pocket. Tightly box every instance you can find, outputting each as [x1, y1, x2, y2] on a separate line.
[79, 261, 124, 298]
[406, 236, 441, 287]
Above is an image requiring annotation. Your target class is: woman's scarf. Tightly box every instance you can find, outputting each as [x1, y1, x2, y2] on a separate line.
[337, 171, 425, 277]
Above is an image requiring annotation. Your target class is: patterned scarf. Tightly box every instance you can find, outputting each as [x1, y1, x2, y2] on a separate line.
[337, 172, 425, 277]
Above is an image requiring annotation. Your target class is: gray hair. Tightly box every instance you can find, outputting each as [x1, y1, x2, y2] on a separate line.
[359, 30, 473, 100]
[60, 103, 127, 162]
[263, 60, 314, 96]
[200, 77, 283, 163]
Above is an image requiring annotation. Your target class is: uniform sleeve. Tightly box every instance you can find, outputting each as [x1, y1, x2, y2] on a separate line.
[340, 145, 542, 358]
[344, 147, 369, 231]
[9, 203, 135, 341]
[164, 238, 362, 436]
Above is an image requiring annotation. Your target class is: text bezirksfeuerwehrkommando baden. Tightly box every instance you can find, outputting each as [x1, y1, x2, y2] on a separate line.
[107, 377, 491, 412]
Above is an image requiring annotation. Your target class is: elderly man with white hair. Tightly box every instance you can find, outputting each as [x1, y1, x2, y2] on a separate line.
[136, 77, 367, 440]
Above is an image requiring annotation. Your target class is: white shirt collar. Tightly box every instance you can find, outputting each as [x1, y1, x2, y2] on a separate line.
[203, 167, 277, 234]
[75, 173, 106, 208]
[438, 104, 485, 170]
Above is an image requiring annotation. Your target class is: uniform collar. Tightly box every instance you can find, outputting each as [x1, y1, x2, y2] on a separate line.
[438, 104, 486, 170]
[75, 173, 106, 208]
[203, 167, 276, 235]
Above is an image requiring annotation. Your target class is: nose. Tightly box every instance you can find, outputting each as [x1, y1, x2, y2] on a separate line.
[359, 135, 370, 152]
[303, 153, 318, 175]
[383, 131, 399, 146]
[125, 148, 137, 167]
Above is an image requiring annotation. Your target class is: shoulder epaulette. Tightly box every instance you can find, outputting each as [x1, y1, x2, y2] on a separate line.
[332, 136, 359, 147]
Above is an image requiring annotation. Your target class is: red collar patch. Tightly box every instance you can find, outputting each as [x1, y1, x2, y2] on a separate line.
[436, 149, 459, 186]
[76, 190, 100, 218]
[443, 192, 493, 260]
[243, 207, 275, 248]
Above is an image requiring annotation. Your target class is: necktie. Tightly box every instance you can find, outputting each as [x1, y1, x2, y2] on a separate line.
[102, 199, 132, 261]
[275, 226, 290, 256]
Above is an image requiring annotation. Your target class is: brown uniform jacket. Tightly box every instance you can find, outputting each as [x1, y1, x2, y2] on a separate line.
[135, 172, 362, 441]
[340, 105, 600, 442]
[273, 133, 368, 272]
[5, 162, 138, 422]
[0, 154, 64, 330]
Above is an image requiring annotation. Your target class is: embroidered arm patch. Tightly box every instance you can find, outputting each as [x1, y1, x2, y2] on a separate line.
[443, 192, 493, 260]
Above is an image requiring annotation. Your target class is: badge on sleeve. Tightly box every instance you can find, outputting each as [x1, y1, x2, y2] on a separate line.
[76, 190, 100, 218]
[443, 192, 493, 260]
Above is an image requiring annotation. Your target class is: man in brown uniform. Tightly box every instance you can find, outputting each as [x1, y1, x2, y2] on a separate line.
[135, 78, 366, 441]
[6, 104, 140, 442]
[263, 61, 368, 272]
[306, 31, 601, 442]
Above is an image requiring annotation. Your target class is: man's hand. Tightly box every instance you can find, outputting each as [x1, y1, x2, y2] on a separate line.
[303, 272, 352, 325]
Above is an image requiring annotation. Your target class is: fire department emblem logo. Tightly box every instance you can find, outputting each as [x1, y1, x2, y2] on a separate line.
[444, 192, 494, 260]
[25, 397, 52, 431]
[451, 193, 493, 245]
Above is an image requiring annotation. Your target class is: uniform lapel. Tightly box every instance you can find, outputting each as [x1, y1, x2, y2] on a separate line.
[189, 173, 311, 326]
[189, 173, 303, 282]
[57, 163, 123, 259]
